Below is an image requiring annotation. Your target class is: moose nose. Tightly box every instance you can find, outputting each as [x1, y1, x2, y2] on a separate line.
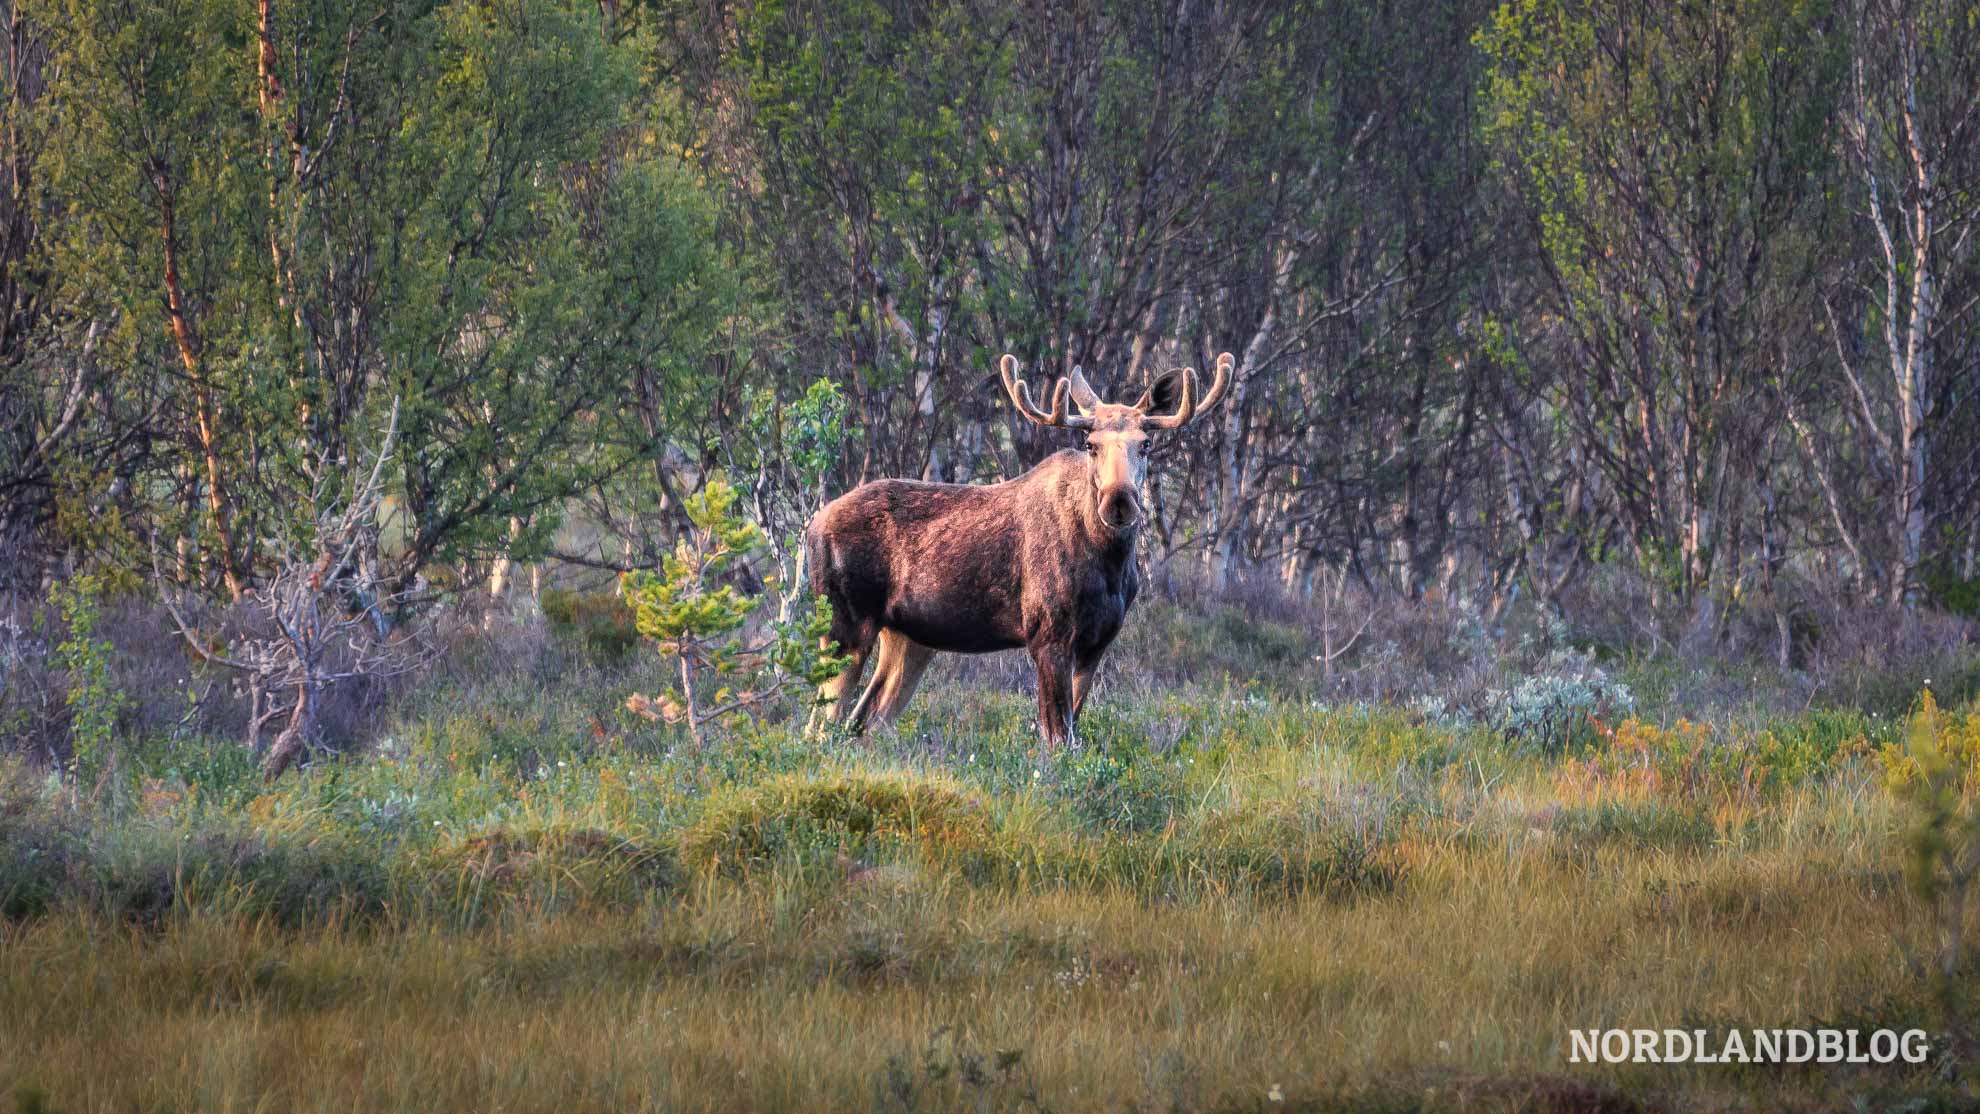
[1099, 487, 1140, 529]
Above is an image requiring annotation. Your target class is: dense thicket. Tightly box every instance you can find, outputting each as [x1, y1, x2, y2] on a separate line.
[3, 0, 1977, 638]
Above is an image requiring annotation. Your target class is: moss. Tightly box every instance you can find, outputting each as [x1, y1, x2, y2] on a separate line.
[679, 772, 993, 871]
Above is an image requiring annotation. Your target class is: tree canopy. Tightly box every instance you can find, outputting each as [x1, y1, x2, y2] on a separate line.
[4, 0, 1978, 636]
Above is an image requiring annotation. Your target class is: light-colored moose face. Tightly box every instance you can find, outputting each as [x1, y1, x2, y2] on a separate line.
[1081, 402, 1152, 531]
[999, 353, 1235, 534]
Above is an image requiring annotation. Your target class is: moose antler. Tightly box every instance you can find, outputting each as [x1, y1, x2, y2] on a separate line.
[1144, 351, 1234, 430]
[1000, 354, 1095, 430]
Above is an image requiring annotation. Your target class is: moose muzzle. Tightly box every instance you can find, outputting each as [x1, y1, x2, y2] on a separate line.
[1098, 485, 1141, 530]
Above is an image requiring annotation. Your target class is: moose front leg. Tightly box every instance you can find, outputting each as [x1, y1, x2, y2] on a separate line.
[1070, 635, 1117, 731]
[1031, 645, 1077, 747]
[1071, 662, 1100, 724]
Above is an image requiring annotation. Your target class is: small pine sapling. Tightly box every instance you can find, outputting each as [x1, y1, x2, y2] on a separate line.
[625, 476, 847, 748]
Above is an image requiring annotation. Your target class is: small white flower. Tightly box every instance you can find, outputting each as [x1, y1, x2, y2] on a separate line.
[1268, 1084, 1284, 1103]
[1437, 1040, 1451, 1055]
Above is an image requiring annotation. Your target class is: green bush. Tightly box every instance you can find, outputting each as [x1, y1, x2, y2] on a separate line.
[1749, 709, 1882, 789]
[86, 826, 391, 928]
[0, 767, 75, 919]
[540, 588, 640, 663]
[622, 475, 845, 748]
[1052, 744, 1187, 833]
[51, 575, 127, 781]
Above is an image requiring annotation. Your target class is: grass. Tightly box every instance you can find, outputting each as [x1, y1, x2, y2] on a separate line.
[1, 604, 1976, 1110]
[0, 841, 1925, 1112]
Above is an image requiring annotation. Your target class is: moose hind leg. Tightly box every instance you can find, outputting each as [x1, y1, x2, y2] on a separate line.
[1069, 637, 1116, 732]
[868, 636, 935, 729]
[1071, 663, 1098, 720]
[846, 628, 911, 735]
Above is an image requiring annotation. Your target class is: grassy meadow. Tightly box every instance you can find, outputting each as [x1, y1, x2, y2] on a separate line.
[3, 594, 1980, 1111]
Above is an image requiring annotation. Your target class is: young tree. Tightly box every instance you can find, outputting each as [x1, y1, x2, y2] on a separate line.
[158, 404, 430, 780]
[623, 476, 845, 750]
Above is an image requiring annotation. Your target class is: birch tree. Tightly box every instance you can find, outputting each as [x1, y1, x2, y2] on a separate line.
[1830, 0, 1980, 605]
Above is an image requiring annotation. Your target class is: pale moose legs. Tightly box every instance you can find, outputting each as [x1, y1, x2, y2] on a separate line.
[812, 624, 1104, 747]
[849, 629, 934, 732]
[808, 627, 934, 737]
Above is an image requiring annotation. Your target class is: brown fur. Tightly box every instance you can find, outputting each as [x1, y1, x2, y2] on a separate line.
[805, 353, 1231, 746]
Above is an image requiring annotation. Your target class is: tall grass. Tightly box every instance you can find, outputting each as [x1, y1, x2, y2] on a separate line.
[0, 596, 1973, 1110]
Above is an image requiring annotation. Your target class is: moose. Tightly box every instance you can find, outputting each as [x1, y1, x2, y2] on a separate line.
[805, 349, 1233, 745]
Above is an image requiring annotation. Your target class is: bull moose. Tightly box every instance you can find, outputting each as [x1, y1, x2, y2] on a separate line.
[805, 350, 1233, 745]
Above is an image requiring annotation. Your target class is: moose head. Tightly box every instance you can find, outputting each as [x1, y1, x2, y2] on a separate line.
[999, 352, 1234, 534]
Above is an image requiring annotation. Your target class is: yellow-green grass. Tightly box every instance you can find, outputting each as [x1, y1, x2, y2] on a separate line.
[0, 687, 1968, 1111]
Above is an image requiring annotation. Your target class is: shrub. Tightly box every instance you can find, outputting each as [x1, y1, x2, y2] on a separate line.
[1554, 719, 1780, 824]
[1878, 691, 1980, 793]
[1486, 649, 1635, 754]
[1923, 565, 1980, 619]
[79, 826, 391, 928]
[0, 763, 75, 918]
[51, 575, 127, 782]
[1749, 710, 1879, 788]
[1880, 691, 1980, 975]
[1051, 744, 1187, 832]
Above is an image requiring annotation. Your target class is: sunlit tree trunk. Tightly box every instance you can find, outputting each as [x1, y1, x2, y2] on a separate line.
[157, 178, 244, 601]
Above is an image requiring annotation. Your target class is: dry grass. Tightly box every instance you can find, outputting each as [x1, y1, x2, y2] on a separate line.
[0, 746, 1952, 1112]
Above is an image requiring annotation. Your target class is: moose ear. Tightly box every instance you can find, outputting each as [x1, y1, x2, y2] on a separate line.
[1141, 368, 1188, 416]
[1067, 366, 1101, 413]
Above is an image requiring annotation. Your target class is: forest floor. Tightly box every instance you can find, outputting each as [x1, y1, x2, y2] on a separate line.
[2, 600, 1977, 1111]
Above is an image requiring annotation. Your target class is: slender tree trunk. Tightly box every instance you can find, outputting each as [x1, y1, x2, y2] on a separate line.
[1209, 246, 1293, 590]
[157, 181, 245, 600]
[1892, 212, 1931, 607]
[489, 516, 522, 599]
[679, 650, 704, 750]
[263, 672, 314, 781]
